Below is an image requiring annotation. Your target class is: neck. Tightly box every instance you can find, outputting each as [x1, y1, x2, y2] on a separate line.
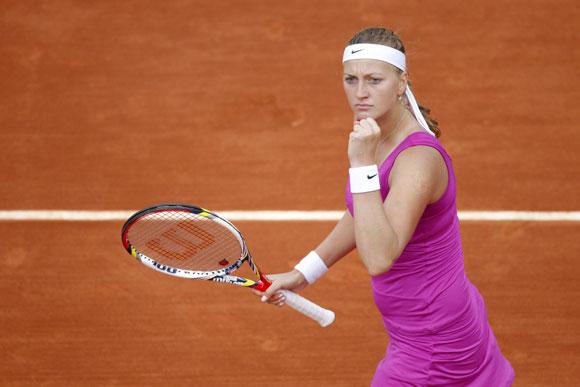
[377, 104, 407, 144]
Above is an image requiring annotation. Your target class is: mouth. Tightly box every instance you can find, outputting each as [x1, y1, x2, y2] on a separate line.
[355, 104, 372, 110]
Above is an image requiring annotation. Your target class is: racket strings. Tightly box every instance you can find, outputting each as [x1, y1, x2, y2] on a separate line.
[127, 211, 242, 272]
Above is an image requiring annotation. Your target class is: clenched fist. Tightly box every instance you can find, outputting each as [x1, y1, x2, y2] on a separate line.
[348, 117, 382, 167]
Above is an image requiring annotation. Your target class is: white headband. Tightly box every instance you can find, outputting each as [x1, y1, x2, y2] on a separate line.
[342, 43, 435, 136]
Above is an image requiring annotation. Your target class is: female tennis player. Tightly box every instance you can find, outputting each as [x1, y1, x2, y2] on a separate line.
[257, 27, 515, 386]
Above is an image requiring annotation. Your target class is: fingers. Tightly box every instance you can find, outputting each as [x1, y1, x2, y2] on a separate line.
[254, 287, 286, 307]
[348, 117, 382, 166]
[261, 277, 277, 297]
[351, 119, 380, 141]
[353, 117, 380, 134]
[262, 280, 283, 300]
[254, 270, 307, 307]
[263, 291, 286, 307]
[252, 279, 286, 305]
[256, 278, 294, 306]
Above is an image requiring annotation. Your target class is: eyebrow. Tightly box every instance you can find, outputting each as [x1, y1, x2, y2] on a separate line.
[343, 73, 384, 77]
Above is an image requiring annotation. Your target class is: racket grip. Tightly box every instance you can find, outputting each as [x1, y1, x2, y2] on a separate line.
[279, 289, 335, 327]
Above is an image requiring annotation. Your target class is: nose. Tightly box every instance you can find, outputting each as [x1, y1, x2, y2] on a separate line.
[356, 81, 369, 99]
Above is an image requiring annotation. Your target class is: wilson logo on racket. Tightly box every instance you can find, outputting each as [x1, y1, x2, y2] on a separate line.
[145, 220, 215, 260]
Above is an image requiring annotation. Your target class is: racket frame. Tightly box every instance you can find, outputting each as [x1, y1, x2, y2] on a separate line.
[121, 204, 270, 290]
[121, 204, 335, 327]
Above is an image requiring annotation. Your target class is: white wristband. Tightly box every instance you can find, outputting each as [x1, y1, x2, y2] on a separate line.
[294, 251, 328, 284]
[349, 165, 380, 193]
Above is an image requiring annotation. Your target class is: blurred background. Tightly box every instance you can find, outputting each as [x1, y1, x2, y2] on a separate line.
[1, 0, 578, 385]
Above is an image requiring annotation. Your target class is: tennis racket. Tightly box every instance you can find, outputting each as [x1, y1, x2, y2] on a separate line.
[121, 204, 335, 327]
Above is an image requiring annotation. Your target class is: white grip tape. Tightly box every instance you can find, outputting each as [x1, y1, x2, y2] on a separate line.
[294, 250, 328, 284]
[280, 289, 335, 327]
[349, 165, 380, 193]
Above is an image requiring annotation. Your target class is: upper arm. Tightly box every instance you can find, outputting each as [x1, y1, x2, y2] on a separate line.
[383, 146, 447, 253]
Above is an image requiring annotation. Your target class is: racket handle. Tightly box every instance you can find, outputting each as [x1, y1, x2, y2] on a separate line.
[279, 289, 335, 327]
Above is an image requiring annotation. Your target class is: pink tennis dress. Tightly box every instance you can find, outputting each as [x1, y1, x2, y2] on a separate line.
[346, 132, 514, 386]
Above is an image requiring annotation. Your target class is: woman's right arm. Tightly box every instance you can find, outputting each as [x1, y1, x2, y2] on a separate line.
[314, 210, 356, 269]
[259, 210, 356, 301]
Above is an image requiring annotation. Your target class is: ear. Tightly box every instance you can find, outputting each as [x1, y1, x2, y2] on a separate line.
[398, 71, 408, 97]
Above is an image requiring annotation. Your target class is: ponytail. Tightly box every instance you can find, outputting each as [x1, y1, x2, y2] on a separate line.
[418, 104, 441, 138]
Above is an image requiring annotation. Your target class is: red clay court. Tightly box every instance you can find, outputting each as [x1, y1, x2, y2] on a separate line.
[1, 1, 579, 385]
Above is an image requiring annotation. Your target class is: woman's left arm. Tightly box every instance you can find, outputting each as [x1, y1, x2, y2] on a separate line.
[352, 146, 444, 275]
[349, 118, 446, 275]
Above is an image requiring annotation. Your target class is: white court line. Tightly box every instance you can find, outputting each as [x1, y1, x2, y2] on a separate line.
[0, 210, 579, 222]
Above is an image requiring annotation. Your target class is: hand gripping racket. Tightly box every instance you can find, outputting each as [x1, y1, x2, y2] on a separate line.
[121, 204, 335, 327]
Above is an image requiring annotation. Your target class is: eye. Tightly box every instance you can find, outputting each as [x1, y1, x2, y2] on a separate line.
[344, 76, 357, 85]
[369, 77, 382, 85]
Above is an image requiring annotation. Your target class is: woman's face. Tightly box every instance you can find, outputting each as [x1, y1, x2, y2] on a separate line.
[342, 59, 404, 122]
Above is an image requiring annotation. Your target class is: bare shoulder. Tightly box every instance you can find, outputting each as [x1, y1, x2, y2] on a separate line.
[395, 145, 444, 171]
[388, 145, 447, 201]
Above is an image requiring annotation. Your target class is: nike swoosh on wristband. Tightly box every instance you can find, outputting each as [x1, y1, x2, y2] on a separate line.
[367, 174, 377, 179]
